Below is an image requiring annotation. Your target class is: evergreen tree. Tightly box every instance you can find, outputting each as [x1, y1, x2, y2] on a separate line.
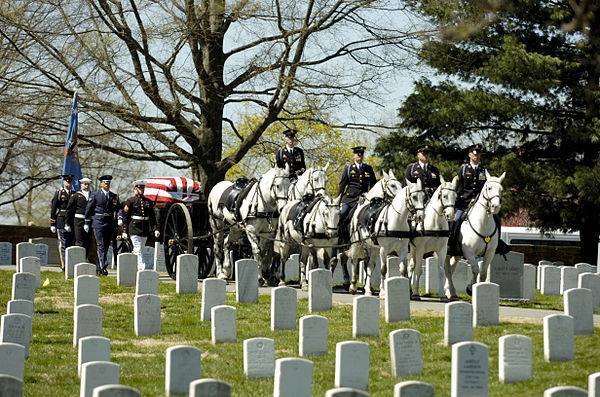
[376, 1, 600, 262]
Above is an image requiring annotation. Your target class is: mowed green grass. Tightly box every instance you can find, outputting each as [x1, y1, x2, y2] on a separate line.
[3, 269, 600, 396]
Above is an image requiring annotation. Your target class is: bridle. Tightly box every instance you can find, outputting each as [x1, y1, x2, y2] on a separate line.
[389, 185, 425, 217]
[432, 185, 456, 217]
[477, 180, 503, 214]
[308, 168, 326, 196]
[382, 177, 400, 201]
[322, 198, 340, 238]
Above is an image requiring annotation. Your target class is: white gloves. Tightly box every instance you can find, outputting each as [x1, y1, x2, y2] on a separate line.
[84, 224, 90, 233]
[117, 219, 123, 226]
[154, 230, 160, 238]
[121, 232, 128, 240]
[50, 226, 56, 234]
[64, 225, 71, 233]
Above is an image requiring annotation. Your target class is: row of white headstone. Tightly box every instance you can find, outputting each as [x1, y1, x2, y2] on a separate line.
[0, 241, 49, 267]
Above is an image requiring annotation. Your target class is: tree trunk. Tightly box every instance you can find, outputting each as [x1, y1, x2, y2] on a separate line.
[192, 162, 226, 195]
[579, 200, 599, 265]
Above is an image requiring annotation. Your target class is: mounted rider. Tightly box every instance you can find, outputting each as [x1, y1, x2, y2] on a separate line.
[276, 129, 306, 181]
[404, 144, 441, 200]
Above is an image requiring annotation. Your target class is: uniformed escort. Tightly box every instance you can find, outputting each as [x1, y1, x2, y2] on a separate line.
[84, 175, 122, 275]
[50, 174, 75, 269]
[404, 145, 441, 200]
[66, 177, 92, 257]
[121, 180, 159, 271]
[337, 145, 377, 239]
[275, 129, 306, 180]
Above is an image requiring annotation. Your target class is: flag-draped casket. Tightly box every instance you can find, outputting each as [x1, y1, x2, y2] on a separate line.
[143, 177, 204, 207]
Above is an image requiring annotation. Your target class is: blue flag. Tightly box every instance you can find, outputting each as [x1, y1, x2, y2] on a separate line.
[62, 92, 83, 191]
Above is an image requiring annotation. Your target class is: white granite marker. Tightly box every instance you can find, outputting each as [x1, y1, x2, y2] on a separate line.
[522, 264, 536, 300]
[243, 337, 275, 378]
[299, 315, 328, 357]
[66, 246, 87, 280]
[176, 254, 198, 294]
[564, 287, 593, 335]
[0, 314, 31, 357]
[11, 272, 35, 302]
[387, 256, 401, 278]
[80, 361, 120, 397]
[153, 242, 166, 273]
[394, 381, 434, 397]
[211, 305, 236, 344]
[19, 257, 40, 288]
[444, 302, 473, 346]
[578, 272, 600, 309]
[135, 270, 159, 296]
[271, 286, 297, 331]
[35, 243, 48, 266]
[334, 341, 369, 391]
[0, 374, 22, 396]
[273, 358, 313, 397]
[389, 329, 423, 377]
[117, 253, 137, 287]
[6, 300, 33, 318]
[201, 278, 227, 321]
[75, 263, 97, 278]
[352, 296, 380, 337]
[78, 336, 111, 377]
[385, 276, 410, 323]
[134, 294, 161, 336]
[589, 372, 600, 397]
[73, 304, 103, 347]
[92, 384, 140, 397]
[560, 267, 581, 295]
[543, 314, 574, 361]
[0, 343, 25, 380]
[165, 345, 201, 396]
[284, 254, 300, 282]
[189, 379, 232, 397]
[451, 341, 489, 397]
[308, 268, 332, 312]
[541, 265, 561, 295]
[543, 386, 587, 397]
[15, 242, 35, 271]
[0, 242, 12, 266]
[499, 334, 532, 383]
[325, 388, 369, 397]
[235, 259, 258, 303]
[473, 282, 499, 327]
[75, 275, 100, 307]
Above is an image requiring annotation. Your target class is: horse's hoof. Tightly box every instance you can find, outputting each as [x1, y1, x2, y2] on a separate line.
[440, 296, 449, 303]
[449, 295, 459, 302]
[278, 280, 286, 286]
[217, 272, 228, 280]
[349, 285, 357, 295]
[301, 284, 308, 292]
[466, 285, 472, 296]
[258, 277, 266, 287]
[342, 282, 350, 292]
[410, 294, 421, 301]
[365, 290, 372, 296]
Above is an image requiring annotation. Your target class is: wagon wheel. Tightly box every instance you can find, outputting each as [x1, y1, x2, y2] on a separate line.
[163, 203, 194, 280]
[193, 242, 213, 279]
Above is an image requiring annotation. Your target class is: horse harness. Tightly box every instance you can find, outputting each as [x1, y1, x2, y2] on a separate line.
[465, 180, 502, 254]
[409, 184, 458, 242]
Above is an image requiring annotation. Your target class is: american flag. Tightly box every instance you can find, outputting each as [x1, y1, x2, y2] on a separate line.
[143, 176, 203, 205]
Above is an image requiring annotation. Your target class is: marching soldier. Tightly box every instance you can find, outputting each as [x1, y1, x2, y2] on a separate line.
[84, 175, 122, 275]
[276, 129, 306, 180]
[50, 174, 75, 269]
[404, 145, 441, 200]
[121, 180, 159, 271]
[67, 177, 92, 257]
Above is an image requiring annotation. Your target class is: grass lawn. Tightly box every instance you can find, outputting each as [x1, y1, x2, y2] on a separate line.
[3, 269, 599, 396]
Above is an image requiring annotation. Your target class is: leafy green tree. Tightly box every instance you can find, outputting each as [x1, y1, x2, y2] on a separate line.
[376, 1, 600, 263]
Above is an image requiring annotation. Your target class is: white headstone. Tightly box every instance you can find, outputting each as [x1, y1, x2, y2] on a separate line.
[189, 379, 231, 397]
[384, 276, 410, 323]
[537, 264, 546, 289]
[135, 270, 159, 296]
[394, 381, 434, 397]
[543, 314, 574, 361]
[134, 294, 161, 336]
[11, 272, 35, 302]
[0, 374, 22, 396]
[308, 268, 332, 312]
[284, 254, 300, 282]
[424, 256, 445, 296]
[589, 372, 600, 397]
[444, 302, 473, 346]
[165, 345, 201, 396]
[299, 315, 328, 357]
[35, 243, 48, 266]
[0, 242, 12, 266]
[489, 252, 524, 299]
[352, 296, 379, 337]
[0, 314, 31, 358]
[235, 259, 258, 303]
[117, 253, 137, 287]
[141, 246, 154, 269]
[80, 361, 120, 397]
[389, 329, 423, 377]
[75, 263, 97, 278]
[15, 242, 35, 271]
[0, 343, 25, 380]
[73, 304, 103, 347]
[6, 300, 33, 318]
[541, 266, 561, 295]
[201, 278, 227, 321]
[92, 384, 140, 397]
[75, 275, 100, 306]
[19, 257, 40, 288]
[153, 242, 166, 273]
[575, 262, 595, 273]
[243, 337, 275, 378]
[273, 358, 313, 397]
[473, 282, 499, 327]
[66, 246, 87, 280]
[386, 256, 401, 278]
[522, 264, 536, 300]
[451, 341, 489, 397]
[498, 334, 532, 383]
[211, 305, 236, 344]
[543, 386, 587, 397]
[78, 336, 111, 377]
[334, 341, 369, 390]
[560, 267, 581, 295]
[325, 388, 369, 397]
[271, 286, 297, 331]
[578, 272, 600, 309]
[453, 260, 471, 294]
[564, 287, 593, 335]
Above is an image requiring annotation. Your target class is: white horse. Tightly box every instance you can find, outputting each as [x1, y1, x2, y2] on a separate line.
[288, 164, 328, 200]
[445, 171, 505, 299]
[407, 176, 458, 300]
[208, 166, 291, 284]
[275, 193, 341, 289]
[346, 178, 426, 296]
[330, 170, 403, 283]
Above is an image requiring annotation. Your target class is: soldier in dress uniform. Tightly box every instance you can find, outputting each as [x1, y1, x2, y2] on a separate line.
[84, 175, 122, 275]
[404, 145, 441, 200]
[275, 129, 306, 180]
[50, 174, 75, 269]
[121, 180, 159, 271]
[67, 177, 92, 256]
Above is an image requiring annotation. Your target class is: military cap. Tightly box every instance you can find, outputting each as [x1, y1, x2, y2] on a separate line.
[467, 143, 483, 153]
[98, 175, 113, 182]
[133, 179, 146, 188]
[352, 145, 366, 155]
[283, 129, 297, 138]
[416, 145, 431, 154]
[61, 174, 74, 182]
[79, 177, 92, 183]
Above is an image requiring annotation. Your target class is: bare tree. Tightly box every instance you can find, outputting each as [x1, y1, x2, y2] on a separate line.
[0, 0, 425, 190]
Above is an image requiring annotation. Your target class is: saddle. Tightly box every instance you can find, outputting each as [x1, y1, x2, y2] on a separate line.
[287, 194, 319, 233]
[357, 197, 386, 234]
[219, 177, 256, 220]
